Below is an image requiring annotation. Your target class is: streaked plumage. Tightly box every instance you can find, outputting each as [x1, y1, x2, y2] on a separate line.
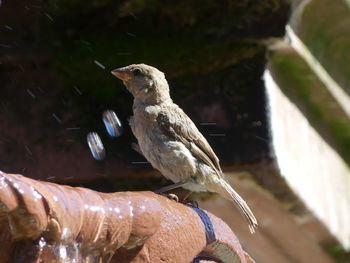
[111, 64, 258, 232]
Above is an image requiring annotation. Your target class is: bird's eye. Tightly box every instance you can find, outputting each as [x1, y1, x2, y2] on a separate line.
[132, 69, 142, 76]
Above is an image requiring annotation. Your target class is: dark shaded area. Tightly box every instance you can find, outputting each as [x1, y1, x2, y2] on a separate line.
[11, 240, 41, 263]
[0, 0, 289, 184]
[323, 242, 350, 263]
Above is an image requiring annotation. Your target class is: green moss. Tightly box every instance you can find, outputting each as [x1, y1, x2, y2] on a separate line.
[269, 49, 350, 164]
[298, 0, 350, 95]
[323, 242, 350, 263]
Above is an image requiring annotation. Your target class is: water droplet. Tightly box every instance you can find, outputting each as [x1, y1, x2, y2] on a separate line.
[89, 205, 99, 212]
[37, 87, 45, 93]
[199, 122, 217, 126]
[0, 177, 7, 190]
[252, 120, 262, 127]
[33, 190, 42, 199]
[25, 145, 32, 156]
[0, 43, 11, 48]
[81, 40, 91, 45]
[131, 161, 149, 164]
[38, 237, 46, 251]
[87, 132, 106, 160]
[26, 88, 36, 99]
[4, 25, 13, 30]
[116, 52, 132, 56]
[102, 110, 123, 137]
[59, 246, 67, 259]
[73, 86, 82, 95]
[62, 227, 69, 238]
[45, 13, 54, 22]
[129, 12, 137, 19]
[52, 113, 62, 124]
[208, 133, 226, 137]
[94, 60, 105, 70]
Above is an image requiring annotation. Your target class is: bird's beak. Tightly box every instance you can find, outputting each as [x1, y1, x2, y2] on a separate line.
[111, 68, 131, 81]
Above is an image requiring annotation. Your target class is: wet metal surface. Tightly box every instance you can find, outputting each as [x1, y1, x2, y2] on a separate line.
[0, 172, 254, 263]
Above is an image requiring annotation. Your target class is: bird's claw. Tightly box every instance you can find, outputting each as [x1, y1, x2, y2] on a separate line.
[159, 193, 179, 202]
[158, 192, 198, 207]
[183, 199, 199, 208]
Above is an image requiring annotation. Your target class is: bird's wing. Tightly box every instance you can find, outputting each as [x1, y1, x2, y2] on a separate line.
[157, 104, 223, 177]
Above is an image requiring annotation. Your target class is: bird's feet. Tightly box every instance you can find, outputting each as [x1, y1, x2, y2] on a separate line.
[154, 180, 187, 194]
[183, 199, 199, 208]
[159, 193, 179, 202]
[156, 191, 198, 207]
[157, 192, 198, 207]
[155, 182, 199, 207]
[180, 191, 199, 207]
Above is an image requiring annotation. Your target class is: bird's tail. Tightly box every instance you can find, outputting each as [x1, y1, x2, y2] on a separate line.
[211, 179, 258, 233]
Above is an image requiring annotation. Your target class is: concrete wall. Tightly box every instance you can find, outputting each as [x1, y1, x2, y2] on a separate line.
[265, 67, 350, 248]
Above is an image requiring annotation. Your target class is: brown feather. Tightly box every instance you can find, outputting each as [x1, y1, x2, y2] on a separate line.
[156, 104, 223, 178]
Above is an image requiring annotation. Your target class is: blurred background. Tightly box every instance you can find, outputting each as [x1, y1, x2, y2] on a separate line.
[0, 0, 350, 262]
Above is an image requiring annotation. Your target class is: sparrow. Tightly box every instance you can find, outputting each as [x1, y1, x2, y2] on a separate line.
[111, 64, 258, 232]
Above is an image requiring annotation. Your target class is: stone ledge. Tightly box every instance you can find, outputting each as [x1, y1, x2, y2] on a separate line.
[268, 47, 350, 165]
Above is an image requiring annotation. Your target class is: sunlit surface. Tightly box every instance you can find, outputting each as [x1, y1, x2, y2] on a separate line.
[265, 70, 350, 248]
[35, 239, 105, 263]
[286, 26, 350, 118]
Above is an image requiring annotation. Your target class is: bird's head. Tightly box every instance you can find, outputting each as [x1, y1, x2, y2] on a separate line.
[111, 64, 171, 105]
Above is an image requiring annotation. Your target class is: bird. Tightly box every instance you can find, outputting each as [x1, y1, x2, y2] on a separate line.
[111, 64, 258, 233]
